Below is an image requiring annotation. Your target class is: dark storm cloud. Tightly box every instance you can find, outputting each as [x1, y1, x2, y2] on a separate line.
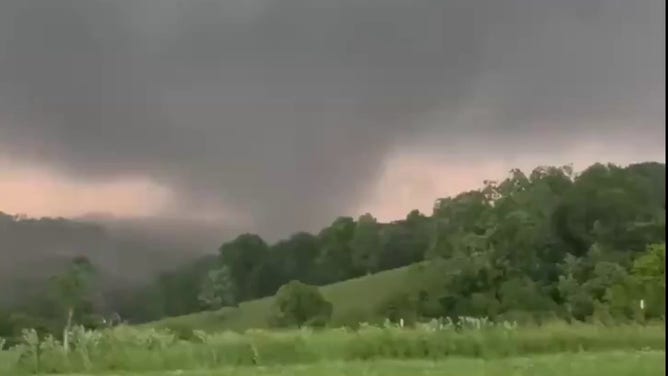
[0, 0, 664, 237]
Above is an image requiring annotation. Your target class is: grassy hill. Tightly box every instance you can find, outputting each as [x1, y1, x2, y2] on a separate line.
[149, 263, 424, 332]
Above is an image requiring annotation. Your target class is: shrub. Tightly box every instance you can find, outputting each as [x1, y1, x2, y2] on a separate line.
[268, 281, 333, 328]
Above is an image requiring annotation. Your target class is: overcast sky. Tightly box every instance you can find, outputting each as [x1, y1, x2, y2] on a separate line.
[0, 0, 664, 238]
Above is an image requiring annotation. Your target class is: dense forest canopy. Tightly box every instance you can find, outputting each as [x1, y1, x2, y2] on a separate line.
[0, 161, 665, 340]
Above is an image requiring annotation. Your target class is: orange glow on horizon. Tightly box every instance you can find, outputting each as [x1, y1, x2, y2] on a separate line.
[1, 140, 664, 224]
[357, 142, 665, 222]
[0, 160, 171, 218]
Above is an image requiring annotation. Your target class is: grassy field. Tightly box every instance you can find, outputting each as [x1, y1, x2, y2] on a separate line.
[51, 352, 667, 376]
[151, 264, 419, 332]
[0, 321, 664, 374]
[3, 265, 665, 375]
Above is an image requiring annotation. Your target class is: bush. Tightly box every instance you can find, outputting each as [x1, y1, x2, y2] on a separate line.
[268, 281, 333, 328]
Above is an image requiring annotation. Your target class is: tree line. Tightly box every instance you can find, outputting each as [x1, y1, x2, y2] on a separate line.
[132, 161, 665, 324]
[1, 162, 665, 340]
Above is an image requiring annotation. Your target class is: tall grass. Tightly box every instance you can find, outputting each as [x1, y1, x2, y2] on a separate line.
[0, 319, 664, 374]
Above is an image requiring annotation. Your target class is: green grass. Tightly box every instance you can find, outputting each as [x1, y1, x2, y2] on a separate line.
[151, 264, 420, 332]
[55, 351, 666, 376]
[0, 351, 20, 375]
[1, 322, 663, 374]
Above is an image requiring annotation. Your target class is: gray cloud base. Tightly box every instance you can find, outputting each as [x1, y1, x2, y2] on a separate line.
[0, 0, 664, 237]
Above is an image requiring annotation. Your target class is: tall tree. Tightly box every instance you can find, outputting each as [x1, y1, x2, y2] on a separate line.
[272, 232, 321, 285]
[50, 256, 95, 352]
[219, 234, 269, 299]
[198, 265, 238, 310]
[315, 217, 356, 283]
[351, 213, 382, 274]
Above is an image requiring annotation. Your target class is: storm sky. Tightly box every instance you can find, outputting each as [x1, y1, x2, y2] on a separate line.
[0, 0, 664, 238]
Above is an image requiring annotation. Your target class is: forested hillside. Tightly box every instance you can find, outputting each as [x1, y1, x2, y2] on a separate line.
[0, 214, 228, 328]
[182, 162, 665, 322]
[1, 162, 665, 340]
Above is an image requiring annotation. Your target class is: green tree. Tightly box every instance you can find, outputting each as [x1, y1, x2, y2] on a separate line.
[268, 281, 333, 328]
[553, 163, 664, 257]
[351, 213, 382, 274]
[154, 256, 213, 317]
[428, 191, 492, 259]
[315, 217, 356, 283]
[378, 220, 428, 270]
[498, 277, 558, 319]
[50, 256, 95, 352]
[198, 265, 238, 310]
[632, 243, 666, 282]
[219, 234, 269, 299]
[417, 251, 502, 319]
[605, 243, 666, 319]
[271, 232, 321, 285]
